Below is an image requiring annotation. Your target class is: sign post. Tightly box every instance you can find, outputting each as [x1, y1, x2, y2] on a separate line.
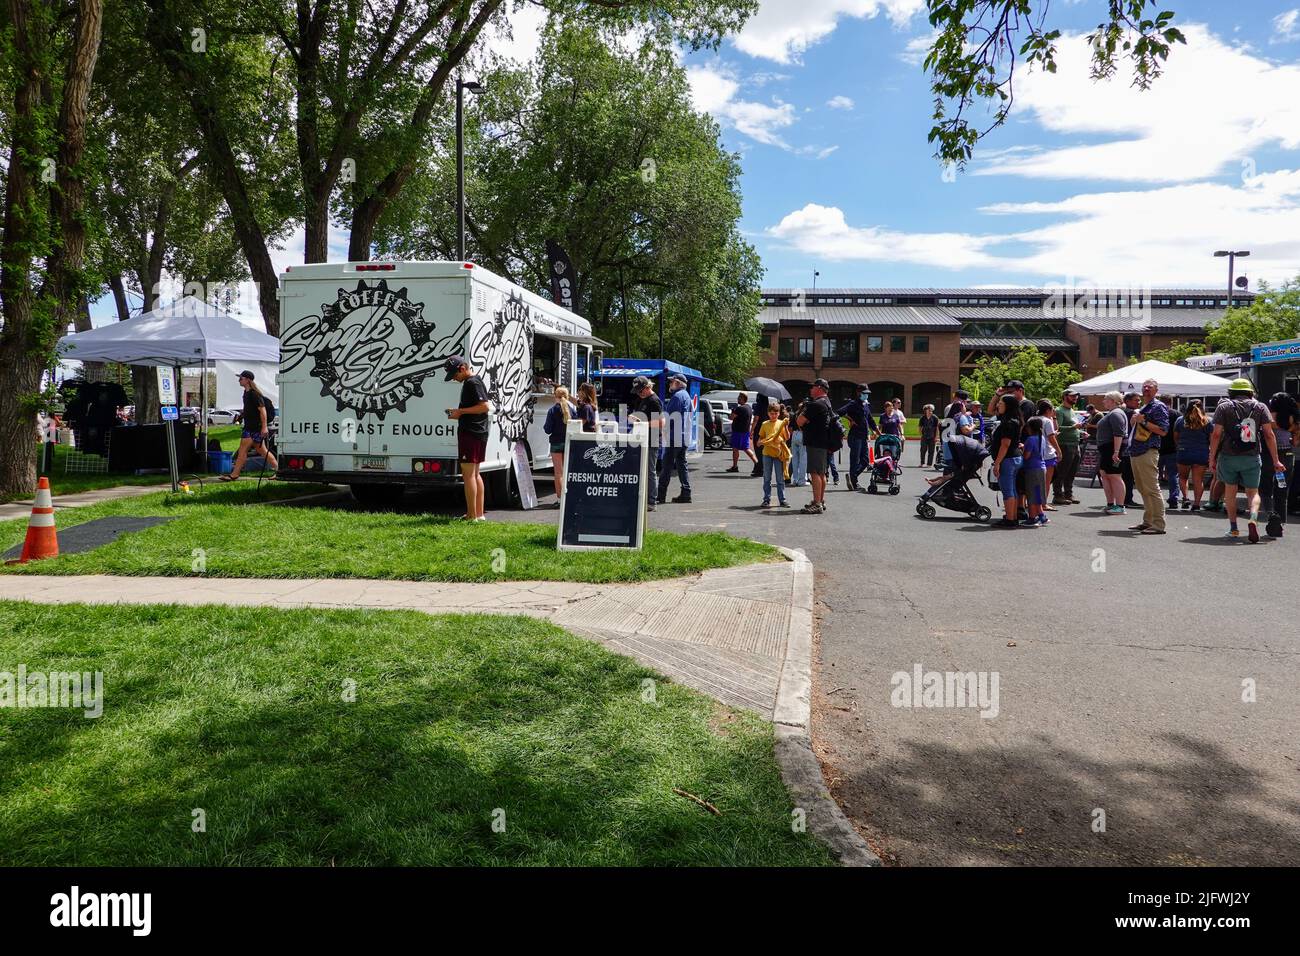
[557, 420, 648, 551]
[157, 367, 180, 493]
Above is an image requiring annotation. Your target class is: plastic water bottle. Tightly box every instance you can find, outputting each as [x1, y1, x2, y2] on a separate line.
[1277, 469, 1287, 490]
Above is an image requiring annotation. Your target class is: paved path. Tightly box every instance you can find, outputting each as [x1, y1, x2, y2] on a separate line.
[1, 561, 796, 718]
[0, 482, 165, 521]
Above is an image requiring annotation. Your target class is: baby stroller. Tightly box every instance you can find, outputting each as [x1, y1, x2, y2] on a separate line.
[916, 465, 993, 522]
[866, 434, 903, 495]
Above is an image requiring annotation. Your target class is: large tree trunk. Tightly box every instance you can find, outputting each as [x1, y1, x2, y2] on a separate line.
[0, 0, 45, 499]
[131, 368, 161, 424]
[109, 273, 132, 321]
[0, 0, 103, 499]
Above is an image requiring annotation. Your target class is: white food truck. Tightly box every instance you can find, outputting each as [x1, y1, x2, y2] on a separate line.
[275, 260, 607, 505]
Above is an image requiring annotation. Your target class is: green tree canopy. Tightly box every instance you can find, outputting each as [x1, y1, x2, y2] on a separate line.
[1130, 341, 1206, 365]
[1205, 276, 1300, 354]
[959, 347, 1082, 404]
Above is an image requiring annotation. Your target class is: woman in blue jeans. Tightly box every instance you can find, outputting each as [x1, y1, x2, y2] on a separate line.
[990, 395, 1025, 527]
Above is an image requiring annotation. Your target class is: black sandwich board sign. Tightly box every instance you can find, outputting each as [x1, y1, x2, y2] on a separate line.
[557, 420, 648, 551]
[1078, 440, 1099, 482]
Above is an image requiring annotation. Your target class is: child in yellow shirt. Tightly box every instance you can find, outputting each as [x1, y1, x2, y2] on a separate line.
[758, 404, 792, 507]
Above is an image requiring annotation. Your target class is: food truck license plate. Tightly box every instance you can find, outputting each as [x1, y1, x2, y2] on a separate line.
[354, 455, 389, 471]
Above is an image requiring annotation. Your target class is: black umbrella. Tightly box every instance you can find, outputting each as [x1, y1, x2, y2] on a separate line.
[744, 377, 791, 401]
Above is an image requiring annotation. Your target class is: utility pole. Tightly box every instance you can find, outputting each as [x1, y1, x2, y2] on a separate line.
[1213, 249, 1250, 310]
[456, 76, 485, 261]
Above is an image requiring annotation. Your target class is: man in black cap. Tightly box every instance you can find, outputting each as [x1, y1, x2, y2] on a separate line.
[629, 375, 663, 511]
[1002, 380, 1037, 423]
[224, 369, 278, 480]
[443, 355, 490, 521]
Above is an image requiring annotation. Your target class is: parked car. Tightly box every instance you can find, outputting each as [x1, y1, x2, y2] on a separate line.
[178, 406, 202, 425]
[207, 407, 241, 425]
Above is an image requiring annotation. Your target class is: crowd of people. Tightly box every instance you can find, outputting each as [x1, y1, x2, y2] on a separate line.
[934, 376, 1298, 539]
[530, 364, 1298, 543]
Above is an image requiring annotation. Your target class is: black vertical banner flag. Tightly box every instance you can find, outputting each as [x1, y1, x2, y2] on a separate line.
[546, 239, 577, 313]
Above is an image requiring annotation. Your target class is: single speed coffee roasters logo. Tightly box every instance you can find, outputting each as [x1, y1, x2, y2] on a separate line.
[280, 279, 469, 420]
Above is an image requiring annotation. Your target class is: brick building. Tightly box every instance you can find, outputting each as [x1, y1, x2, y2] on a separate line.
[752, 286, 1254, 413]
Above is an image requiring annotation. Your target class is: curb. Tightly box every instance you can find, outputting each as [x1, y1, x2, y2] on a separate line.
[773, 546, 880, 867]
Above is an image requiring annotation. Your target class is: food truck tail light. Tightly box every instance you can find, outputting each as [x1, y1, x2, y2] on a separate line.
[286, 456, 321, 471]
[411, 459, 445, 474]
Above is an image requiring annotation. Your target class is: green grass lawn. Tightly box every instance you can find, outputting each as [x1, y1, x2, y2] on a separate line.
[0, 601, 832, 867]
[0, 481, 775, 583]
[14, 425, 248, 502]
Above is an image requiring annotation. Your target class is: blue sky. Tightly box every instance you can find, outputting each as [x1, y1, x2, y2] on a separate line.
[677, 0, 1300, 292]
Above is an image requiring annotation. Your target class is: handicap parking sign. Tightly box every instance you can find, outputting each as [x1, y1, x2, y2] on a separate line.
[160, 405, 178, 421]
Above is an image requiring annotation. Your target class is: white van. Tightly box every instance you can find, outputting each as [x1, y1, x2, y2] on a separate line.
[275, 261, 606, 505]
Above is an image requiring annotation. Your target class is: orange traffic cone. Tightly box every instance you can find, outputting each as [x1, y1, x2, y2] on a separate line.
[11, 477, 59, 564]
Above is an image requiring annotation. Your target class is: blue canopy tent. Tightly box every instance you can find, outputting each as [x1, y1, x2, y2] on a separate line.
[594, 358, 733, 454]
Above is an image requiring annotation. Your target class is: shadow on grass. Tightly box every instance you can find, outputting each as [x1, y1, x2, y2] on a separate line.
[833, 732, 1300, 866]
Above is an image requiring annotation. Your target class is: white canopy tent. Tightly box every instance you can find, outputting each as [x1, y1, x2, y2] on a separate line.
[57, 295, 278, 368]
[57, 296, 280, 453]
[1071, 359, 1233, 398]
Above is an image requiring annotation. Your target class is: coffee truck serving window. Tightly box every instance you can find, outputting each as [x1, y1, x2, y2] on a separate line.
[533, 336, 559, 391]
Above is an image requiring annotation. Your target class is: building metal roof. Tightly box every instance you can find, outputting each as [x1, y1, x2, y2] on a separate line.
[761, 286, 1255, 300]
[758, 305, 960, 330]
[961, 336, 1078, 350]
[944, 306, 1059, 320]
[1064, 309, 1221, 333]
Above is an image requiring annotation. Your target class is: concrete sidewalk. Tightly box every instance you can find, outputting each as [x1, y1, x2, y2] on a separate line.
[2, 561, 792, 717]
[0, 482, 166, 521]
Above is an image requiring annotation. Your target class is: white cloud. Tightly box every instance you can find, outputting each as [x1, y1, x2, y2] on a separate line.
[726, 98, 798, 147]
[483, 4, 549, 64]
[1274, 9, 1300, 42]
[685, 63, 741, 115]
[826, 95, 855, 110]
[899, 31, 938, 66]
[767, 171, 1300, 286]
[734, 0, 925, 64]
[977, 24, 1300, 183]
[687, 63, 836, 154]
[767, 203, 1001, 270]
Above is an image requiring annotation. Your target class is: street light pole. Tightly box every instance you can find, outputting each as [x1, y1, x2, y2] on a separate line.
[1213, 249, 1250, 310]
[813, 270, 820, 291]
[456, 77, 484, 262]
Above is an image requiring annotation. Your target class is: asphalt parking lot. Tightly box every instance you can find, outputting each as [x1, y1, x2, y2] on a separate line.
[357, 447, 1300, 866]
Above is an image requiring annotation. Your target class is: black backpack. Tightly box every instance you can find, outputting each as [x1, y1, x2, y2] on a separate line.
[262, 394, 276, 423]
[825, 405, 845, 454]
